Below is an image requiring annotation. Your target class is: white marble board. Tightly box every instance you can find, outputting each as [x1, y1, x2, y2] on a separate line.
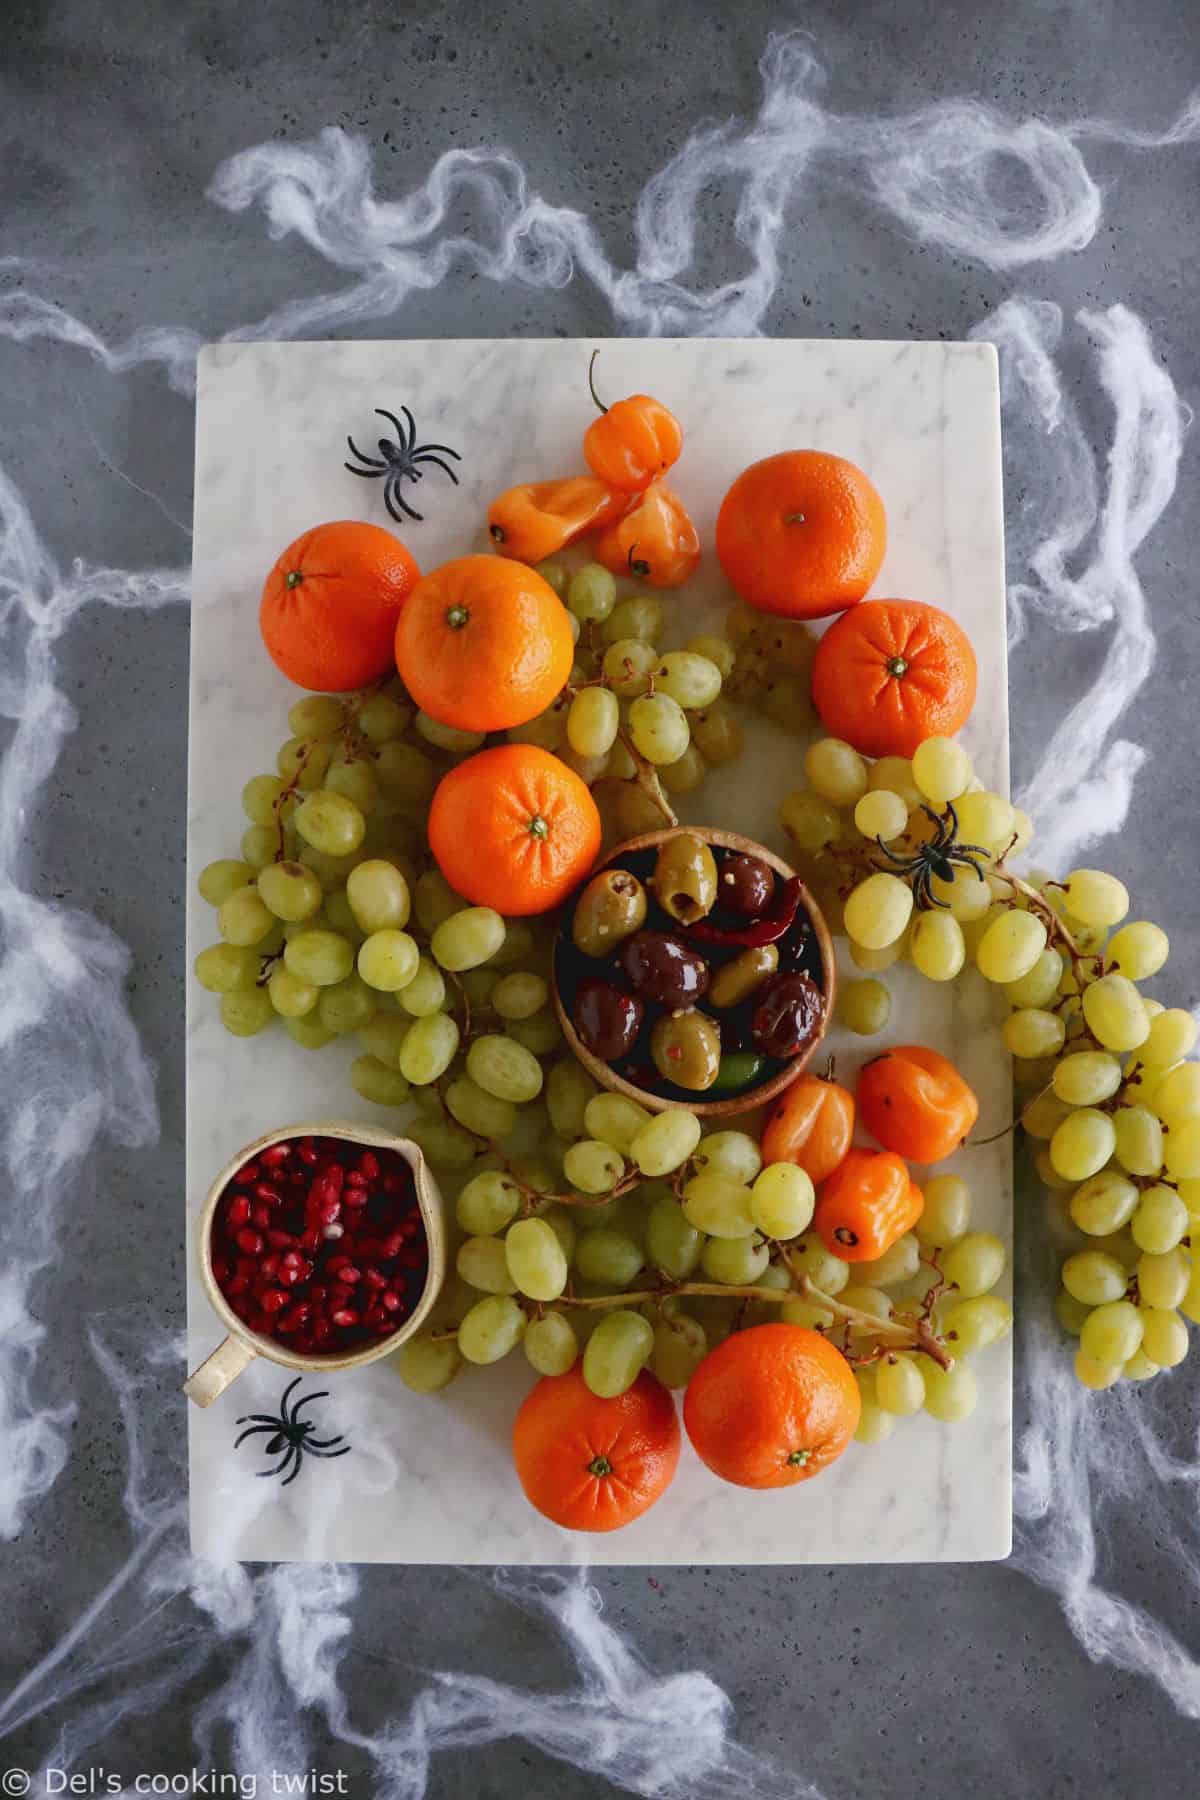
[188, 338, 1010, 1564]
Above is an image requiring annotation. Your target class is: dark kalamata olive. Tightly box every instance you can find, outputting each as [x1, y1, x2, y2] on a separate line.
[618, 930, 710, 1009]
[750, 971, 824, 1059]
[717, 852, 776, 918]
[573, 979, 644, 1062]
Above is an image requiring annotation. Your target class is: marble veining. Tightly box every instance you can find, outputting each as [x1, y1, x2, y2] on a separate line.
[188, 338, 1010, 1564]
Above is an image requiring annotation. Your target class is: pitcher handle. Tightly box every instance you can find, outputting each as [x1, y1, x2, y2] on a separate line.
[184, 1335, 256, 1407]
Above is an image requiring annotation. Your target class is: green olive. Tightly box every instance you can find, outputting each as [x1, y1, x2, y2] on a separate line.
[650, 1009, 721, 1090]
[572, 868, 648, 958]
[710, 1050, 767, 1093]
[651, 832, 718, 925]
[708, 944, 780, 1009]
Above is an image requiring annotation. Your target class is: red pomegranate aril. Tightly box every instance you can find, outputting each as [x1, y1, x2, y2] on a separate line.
[259, 1252, 281, 1280]
[380, 1291, 403, 1312]
[266, 1228, 295, 1249]
[329, 1283, 352, 1309]
[227, 1195, 251, 1228]
[226, 1273, 250, 1297]
[363, 1267, 388, 1291]
[320, 1203, 342, 1228]
[381, 1172, 402, 1194]
[331, 1308, 359, 1328]
[235, 1162, 260, 1185]
[281, 1302, 311, 1329]
[251, 1203, 271, 1230]
[300, 1228, 322, 1252]
[345, 1168, 368, 1188]
[311, 1317, 332, 1342]
[260, 1143, 292, 1167]
[380, 1232, 406, 1258]
[338, 1265, 362, 1285]
[296, 1142, 319, 1165]
[260, 1288, 288, 1314]
[358, 1150, 380, 1179]
[342, 1187, 368, 1208]
[235, 1228, 264, 1256]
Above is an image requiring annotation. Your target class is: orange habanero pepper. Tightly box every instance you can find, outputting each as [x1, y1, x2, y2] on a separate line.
[592, 480, 700, 589]
[813, 1149, 923, 1262]
[856, 1046, 979, 1164]
[487, 477, 629, 564]
[582, 351, 684, 493]
[760, 1065, 855, 1185]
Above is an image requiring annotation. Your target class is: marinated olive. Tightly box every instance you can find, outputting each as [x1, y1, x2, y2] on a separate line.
[710, 1050, 768, 1092]
[717, 852, 775, 918]
[618, 930, 710, 1009]
[709, 944, 780, 1009]
[650, 1010, 722, 1090]
[572, 868, 648, 958]
[651, 832, 718, 925]
[750, 971, 824, 1060]
[574, 979, 644, 1062]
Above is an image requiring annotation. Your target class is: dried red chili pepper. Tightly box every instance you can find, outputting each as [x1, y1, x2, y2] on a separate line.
[686, 876, 805, 948]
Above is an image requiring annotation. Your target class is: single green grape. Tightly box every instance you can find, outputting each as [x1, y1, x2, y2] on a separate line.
[220, 987, 274, 1037]
[910, 912, 966, 982]
[1106, 920, 1169, 980]
[1136, 1248, 1190, 1311]
[241, 772, 290, 828]
[357, 693, 411, 744]
[325, 756, 378, 815]
[1069, 1169, 1138, 1236]
[838, 977, 892, 1036]
[857, 1233, 921, 1288]
[1137, 1306, 1189, 1368]
[689, 701, 744, 767]
[805, 737, 868, 806]
[941, 1232, 1006, 1297]
[659, 744, 707, 796]
[940, 1294, 1013, 1355]
[780, 789, 841, 856]
[294, 789, 366, 857]
[645, 1195, 704, 1280]
[457, 1294, 526, 1364]
[650, 1314, 707, 1388]
[283, 928, 355, 987]
[854, 789, 908, 842]
[654, 651, 723, 710]
[456, 1170, 521, 1236]
[567, 562, 617, 622]
[198, 859, 255, 906]
[921, 1362, 978, 1422]
[1055, 1288, 1091, 1336]
[394, 1332, 462, 1393]
[1049, 1108, 1116, 1182]
[1074, 1349, 1121, 1390]
[928, 866, 994, 921]
[1063, 868, 1130, 928]
[975, 910, 1047, 984]
[750, 1163, 815, 1240]
[781, 1294, 836, 1330]
[217, 885, 276, 947]
[1113, 1105, 1164, 1177]
[432, 906, 506, 972]
[916, 1175, 970, 1247]
[398, 1012, 461, 1085]
[628, 693, 690, 765]
[692, 1131, 762, 1185]
[685, 633, 736, 680]
[953, 789, 1013, 852]
[604, 594, 664, 645]
[255, 860, 323, 924]
[350, 1054, 411, 1106]
[346, 859, 411, 933]
[602, 638, 658, 698]
[492, 972, 550, 1021]
[445, 1076, 516, 1143]
[357, 928, 421, 992]
[1061, 1249, 1128, 1307]
[524, 1312, 579, 1376]
[584, 1093, 652, 1156]
[1080, 1298, 1143, 1365]
[1081, 973, 1149, 1053]
[844, 874, 912, 950]
[194, 943, 260, 994]
[1140, 1008, 1197, 1067]
[912, 736, 972, 805]
[1131, 1184, 1188, 1254]
[876, 1353, 926, 1416]
[575, 1229, 643, 1289]
[564, 1139, 624, 1195]
[630, 1108, 703, 1177]
[582, 1309, 654, 1397]
[267, 965, 318, 1019]
[505, 1217, 569, 1301]
[1003, 948, 1065, 1009]
[682, 1173, 755, 1239]
[1153, 1062, 1200, 1127]
[546, 1059, 599, 1140]
[358, 1012, 411, 1067]
[397, 956, 447, 1018]
[701, 1234, 770, 1286]
[1052, 1050, 1122, 1107]
[786, 1235, 850, 1293]
[466, 1034, 544, 1104]
[277, 736, 335, 791]
[318, 975, 376, 1035]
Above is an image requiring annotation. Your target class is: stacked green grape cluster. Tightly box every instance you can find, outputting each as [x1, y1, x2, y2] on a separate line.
[777, 726, 1191, 1391]
[400, 1093, 1011, 1438]
[517, 561, 745, 835]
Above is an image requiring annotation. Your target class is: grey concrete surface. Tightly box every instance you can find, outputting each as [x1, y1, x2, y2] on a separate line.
[3, 1, 1200, 1794]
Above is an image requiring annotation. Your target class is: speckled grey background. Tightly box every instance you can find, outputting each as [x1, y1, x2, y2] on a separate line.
[4, 1, 1200, 1794]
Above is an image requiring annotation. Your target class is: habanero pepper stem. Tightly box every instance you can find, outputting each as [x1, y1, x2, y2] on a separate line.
[686, 876, 806, 948]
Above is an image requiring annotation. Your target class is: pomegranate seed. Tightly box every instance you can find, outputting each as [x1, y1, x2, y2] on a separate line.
[381, 1172, 402, 1194]
[311, 1318, 332, 1343]
[266, 1228, 295, 1249]
[345, 1168, 368, 1188]
[322, 1224, 345, 1241]
[260, 1288, 288, 1314]
[329, 1284, 352, 1308]
[339, 1265, 362, 1285]
[300, 1228, 322, 1251]
[260, 1143, 292, 1167]
[251, 1203, 271, 1230]
[320, 1202, 342, 1226]
[234, 1162, 260, 1185]
[281, 1258, 313, 1287]
[326, 1254, 350, 1274]
[331, 1308, 358, 1328]
[363, 1268, 387, 1291]
[309, 1284, 327, 1303]
[235, 1228, 263, 1256]
[226, 1273, 250, 1297]
[380, 1233, 406, 1257]
[281, 1302, 312, 1329]
[372, 1317, 396, 1335]
[342, 1187, 368, 1208]
[227, 1194, 251, 1228]
[358, 1150, 380, 1179]
[381, 1291, 402, 1312]
[260, 1253, 281, 1280]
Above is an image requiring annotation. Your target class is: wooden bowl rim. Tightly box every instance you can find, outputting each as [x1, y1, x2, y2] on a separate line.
[551, 826, 837, 1120]
[193, 1119, 447, 1372]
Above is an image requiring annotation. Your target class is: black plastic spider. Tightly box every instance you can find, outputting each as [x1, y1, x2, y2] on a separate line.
[870, 801, 990, 911]
[234, 1376, 351, 1487]
[344, 406, 461, 523]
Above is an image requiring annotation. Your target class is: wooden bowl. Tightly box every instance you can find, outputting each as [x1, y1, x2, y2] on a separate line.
[551, 827, 836, 1120]
[184, 1119, 447, 1407]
